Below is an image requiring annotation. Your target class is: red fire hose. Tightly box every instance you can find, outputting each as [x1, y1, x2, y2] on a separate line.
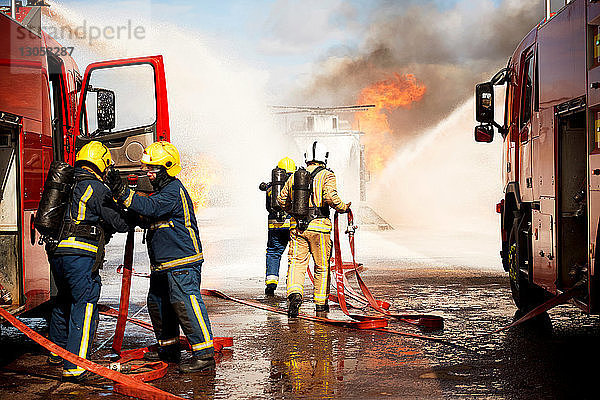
[0, 226, 233, 400]
[201, 288, 388, 330]
[100, 228, 233, 398]
[108, 210, 583, 347]
[199, 288, 460, 345]
[99, 304, 234, 353]
[0, 306, 185, 400]
[332, 210, 444, 330]
[112, 229, 135, 354]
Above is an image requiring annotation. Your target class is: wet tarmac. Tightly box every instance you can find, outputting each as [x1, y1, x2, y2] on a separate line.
[1, 212, 600, 399]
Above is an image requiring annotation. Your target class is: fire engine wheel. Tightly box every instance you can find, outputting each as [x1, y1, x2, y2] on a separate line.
[508, 223, 545, 312]
[508, 242, 526, 308]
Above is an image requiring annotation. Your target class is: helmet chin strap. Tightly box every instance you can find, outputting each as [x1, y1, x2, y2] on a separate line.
[78, 163, 103, 180]
[151, 167, 174, 190]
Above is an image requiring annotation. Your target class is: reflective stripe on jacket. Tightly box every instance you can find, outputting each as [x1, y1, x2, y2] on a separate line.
[121, 179, 204, 272]
[55, 168, 129, 257]
[277, 164, 348, 233]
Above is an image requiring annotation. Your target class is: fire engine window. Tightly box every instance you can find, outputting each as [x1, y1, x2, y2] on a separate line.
[307, 116, 314, 131]
[520, 56, 534, 129]
[504, 71, 514, 140]
[82, 63, 156, 137]
[48, 55, 65, 161]
[534, 54, 539, 112]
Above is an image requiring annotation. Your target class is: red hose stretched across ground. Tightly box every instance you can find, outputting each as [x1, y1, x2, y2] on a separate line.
[0, 306, 185, 400]
[108, 211, 582, 350]
[98, 304, 233, 354]
[331, 211, 584, 333]
[1, 211, 573, 400]
[331, 210, 444, 330]
[198, 288, 461, 345]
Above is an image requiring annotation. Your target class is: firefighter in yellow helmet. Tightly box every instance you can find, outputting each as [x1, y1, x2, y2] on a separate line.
[259, 157, 296, 296]
[277, 141, 350, 317]
[48, 141, 130, 381]
[104, 141, 215, 373]
[278, 157, 295, 173]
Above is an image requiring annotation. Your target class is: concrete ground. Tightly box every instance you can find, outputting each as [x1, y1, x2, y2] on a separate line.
[1, 208, 600, 399]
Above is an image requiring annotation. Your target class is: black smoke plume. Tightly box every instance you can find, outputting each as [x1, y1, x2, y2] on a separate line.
[294, 0, 544, 144]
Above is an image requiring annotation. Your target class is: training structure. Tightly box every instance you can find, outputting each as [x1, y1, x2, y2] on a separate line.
[273, 105, 392, 230]
[474, 0, 600, 315]
[0, 4, 169, 316]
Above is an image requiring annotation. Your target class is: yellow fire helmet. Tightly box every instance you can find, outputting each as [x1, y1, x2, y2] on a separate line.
[277, 157, 296, 173]
[141, 141, 182, 177]
[75, 140, 112, 173]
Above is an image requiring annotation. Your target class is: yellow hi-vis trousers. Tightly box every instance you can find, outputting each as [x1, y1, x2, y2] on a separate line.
[286, 227, 332, 305]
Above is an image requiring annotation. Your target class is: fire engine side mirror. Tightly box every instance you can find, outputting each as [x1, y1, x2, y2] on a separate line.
[96, 88, 116, 133]
[475, 82, 494, 124]
[474, 124, 494, 143]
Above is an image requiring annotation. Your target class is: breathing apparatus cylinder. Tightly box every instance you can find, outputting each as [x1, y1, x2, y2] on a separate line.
[291, 167, 311, 219]
[270, 167, 287, 211]
[34, 161, 74, 239]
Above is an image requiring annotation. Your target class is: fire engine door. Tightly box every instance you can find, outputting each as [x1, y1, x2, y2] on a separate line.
[518, 52, 535, 202]
[556, 112, 587, 289]
[0, 120, 20, 307]
[74, 55, 170, 192]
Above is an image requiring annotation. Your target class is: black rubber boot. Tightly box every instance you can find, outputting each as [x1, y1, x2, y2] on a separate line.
[178, 356, 216, 373]
[47, 353, 62, 365]
[143, 343, 181, 363]
[315, 303, 329, 313]
[265, 283, 276, 297]
[62, 370, 90, 383]
[287, 293, 302, 318]
[143, 351, 161, 361]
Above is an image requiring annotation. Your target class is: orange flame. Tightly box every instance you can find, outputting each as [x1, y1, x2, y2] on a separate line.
[179, 156, 218, 212]
[356, 73, 426, 172]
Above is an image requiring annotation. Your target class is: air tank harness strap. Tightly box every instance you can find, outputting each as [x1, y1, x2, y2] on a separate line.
[308, 205, 330, 219]
[61, 221, 105, 273]
[296, 165, 328, 230]
[43, 180, 71, 193]
[61, 221, 103, 241]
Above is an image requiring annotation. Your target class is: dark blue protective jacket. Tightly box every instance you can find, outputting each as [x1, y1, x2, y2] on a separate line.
[55, 168, 130, 257]
[120, 179, 203, 272]
[266, 187, 290, 229]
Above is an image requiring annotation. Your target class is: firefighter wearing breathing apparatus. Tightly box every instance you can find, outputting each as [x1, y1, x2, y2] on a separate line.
[46, 141, 130, 381]
[259, 157, 296, 296]
[104, 141, 215, 373]
[277, 141, 350, 317]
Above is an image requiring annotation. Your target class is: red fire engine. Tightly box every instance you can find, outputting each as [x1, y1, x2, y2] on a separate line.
[0, 4, 170, 315]
[474, 0, 600, 313]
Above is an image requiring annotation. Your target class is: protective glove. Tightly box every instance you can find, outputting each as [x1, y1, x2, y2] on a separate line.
[126, 210, 150, 229]
[343, 201, 352, 213]
[104, 231, 114, 244]
[104, 166, 127, 199]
